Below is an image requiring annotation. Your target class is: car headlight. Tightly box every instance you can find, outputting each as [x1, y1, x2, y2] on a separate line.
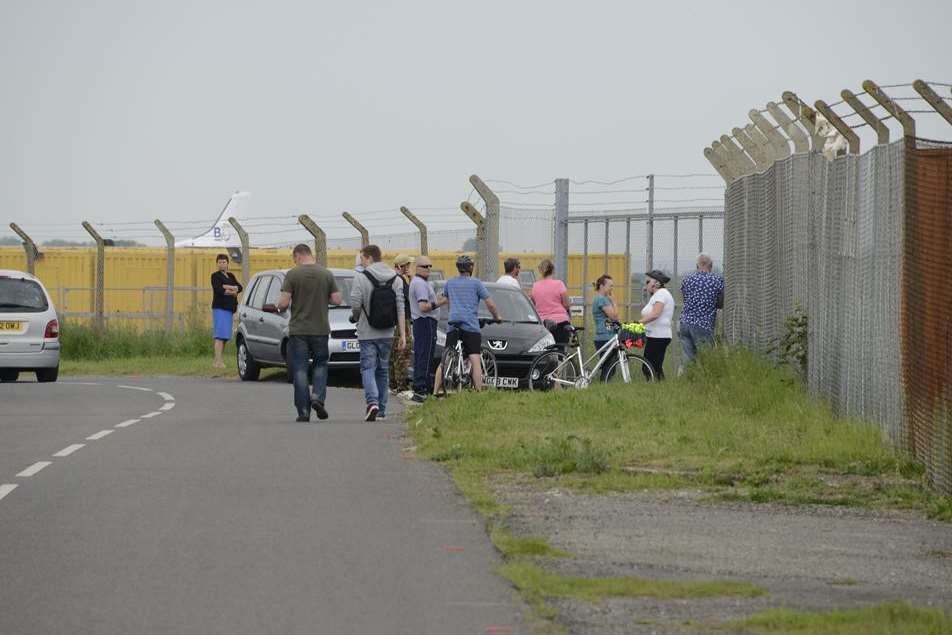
[436, 330, 446, 347]
[528, 332, 555, 353]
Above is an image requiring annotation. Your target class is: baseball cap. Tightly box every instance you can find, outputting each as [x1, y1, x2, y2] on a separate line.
[394, 254, 413, 266]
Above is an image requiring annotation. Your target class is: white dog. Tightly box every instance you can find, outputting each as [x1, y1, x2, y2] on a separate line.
[814, 114, 849, 160]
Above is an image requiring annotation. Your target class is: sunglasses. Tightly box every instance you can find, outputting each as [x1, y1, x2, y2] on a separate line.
[418, 264, 432, 268]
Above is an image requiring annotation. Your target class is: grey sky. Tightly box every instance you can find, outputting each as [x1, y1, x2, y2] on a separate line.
[2, 0, 951, 245]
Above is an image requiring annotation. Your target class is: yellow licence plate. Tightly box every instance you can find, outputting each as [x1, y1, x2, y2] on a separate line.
[0, 321, 22, 331]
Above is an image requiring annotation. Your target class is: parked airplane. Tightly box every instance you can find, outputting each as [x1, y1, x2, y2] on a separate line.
[175, 191, 251, 248]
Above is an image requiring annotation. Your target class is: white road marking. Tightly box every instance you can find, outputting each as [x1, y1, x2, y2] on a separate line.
[115, 419, 140, 428]
[53, 444, 85, 457]
[117, 385, 153, 392]
[16, 461, 52, 477]
[157, 392, 174, 401]
[140, 411, 162, 419]
[159, 402, 175, 411]
[0, 484, 18, 502]
[86, 429, 114, 440]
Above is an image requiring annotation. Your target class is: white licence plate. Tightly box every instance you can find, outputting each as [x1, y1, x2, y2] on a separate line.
[341, 340, 360, 352]
[492, 376, 519, 389]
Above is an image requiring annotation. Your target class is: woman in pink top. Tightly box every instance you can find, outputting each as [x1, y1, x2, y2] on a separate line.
[531, 259, 572, 345]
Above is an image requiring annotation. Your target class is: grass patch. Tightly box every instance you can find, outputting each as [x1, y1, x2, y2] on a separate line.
[499, 561, 766, 604]
[409, 347, 951, 518]
[60, 323, 212, 360]
[719, 601, 952, 634]
[490, 526, 572, 559]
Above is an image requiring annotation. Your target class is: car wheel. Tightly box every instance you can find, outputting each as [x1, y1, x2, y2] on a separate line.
[36, 366, 59, 383]
[237, 338, 260, 381]
[0, 369, 20, 383]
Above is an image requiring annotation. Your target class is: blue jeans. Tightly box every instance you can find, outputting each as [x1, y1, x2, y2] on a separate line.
[680, 322, 714, 365]
[360, 338, 392, 414]
[412, 318, 438, 394]
[288, 335, 329, 418]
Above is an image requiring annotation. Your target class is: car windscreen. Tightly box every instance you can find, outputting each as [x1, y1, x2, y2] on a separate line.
[434, 283, 539, 323]
[0, 278, 49, 313]
[332, 276, 353, 307]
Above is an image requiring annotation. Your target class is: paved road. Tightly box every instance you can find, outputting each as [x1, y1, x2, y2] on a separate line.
[0, 377, 526, 635]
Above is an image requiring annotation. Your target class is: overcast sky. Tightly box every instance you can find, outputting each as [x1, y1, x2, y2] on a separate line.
[2, 0, 951, 244]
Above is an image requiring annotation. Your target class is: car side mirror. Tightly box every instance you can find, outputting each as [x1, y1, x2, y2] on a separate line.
[262, 303, 279, 314]
[543, 319, 556, 331]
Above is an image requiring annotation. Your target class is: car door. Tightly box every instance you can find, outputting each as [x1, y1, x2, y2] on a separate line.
[257, 274, 286, 364]
[242, 275, 272, 359]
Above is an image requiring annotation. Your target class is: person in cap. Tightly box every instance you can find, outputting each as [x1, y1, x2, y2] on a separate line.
[390, 254, 414, 392]
[640, 270, 675, 380]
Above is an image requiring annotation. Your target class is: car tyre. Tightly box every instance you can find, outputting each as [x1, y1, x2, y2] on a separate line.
[237, 338, 261, 381]
[36, 366, 58, 383]
[0, 369, 20, 383]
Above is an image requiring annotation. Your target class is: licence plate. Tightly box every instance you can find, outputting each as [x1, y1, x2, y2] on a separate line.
[0, 321, 22, 332]
[341, 340, 360, 352]
[492, 376, 519, 389]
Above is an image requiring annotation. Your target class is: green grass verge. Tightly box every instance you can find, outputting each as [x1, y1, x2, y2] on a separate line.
[499, 561, 766, 604]
[718, 601, 952, 634]
[408, 347, 951, 519]
[60, 323, 212, 360]
[60, 355, 287, 380]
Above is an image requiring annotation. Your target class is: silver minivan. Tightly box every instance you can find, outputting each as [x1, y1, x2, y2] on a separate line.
[0, 270, 60, 383]
[235, 268, 360, 381]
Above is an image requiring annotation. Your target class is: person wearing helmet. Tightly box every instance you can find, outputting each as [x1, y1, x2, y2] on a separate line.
[640, 269, 675, 380]
[432, 255, 502, 394]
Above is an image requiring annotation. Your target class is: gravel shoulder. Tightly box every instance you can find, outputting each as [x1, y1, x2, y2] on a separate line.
[492, 478, 952, 634]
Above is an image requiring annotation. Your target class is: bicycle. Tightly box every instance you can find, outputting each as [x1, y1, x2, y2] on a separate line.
[527, 321, 654, 391]
[438, 319, 500, 395]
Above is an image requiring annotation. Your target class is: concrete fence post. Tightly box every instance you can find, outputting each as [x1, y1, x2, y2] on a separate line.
[342, 212, 369, 249]
[719, 134, 756, 176]
[81, 221, 105, 332]
[732, 127, 771, 172]
[863, 80, 917, 138]
[814, 100, 860, 154]
[766, 101, 810, 154]
[912, 80, 952, 127]
[154, 220, 175, 332]
[8, 223, 41, 275]
[842, 89, 889, 145]
[704, 147, 734, 183]
[646, 174, 655, 273]
[399, 206, 428, 255]
[227, 217, 250, 287]
[469, 175, 499, 281]
[750, 109, 790, 161]
[459, 201, 486, 279]
[297, 214, 327, 266]
[782, 92, 825, 152]
[554, 179, 569, 281]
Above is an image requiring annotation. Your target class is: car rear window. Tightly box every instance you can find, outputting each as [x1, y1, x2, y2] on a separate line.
[0, 278, 49, 313]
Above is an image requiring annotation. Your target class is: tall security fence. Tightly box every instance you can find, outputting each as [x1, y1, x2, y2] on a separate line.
[710, 79, 952, 494]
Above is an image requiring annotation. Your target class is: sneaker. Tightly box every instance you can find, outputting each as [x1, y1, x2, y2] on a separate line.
[376, 413, 386, 421]
[365, 404, 378, 422]
[295, 415, 310, 423]
[311, 400, 329, 420]
[411, 393, 427, 404]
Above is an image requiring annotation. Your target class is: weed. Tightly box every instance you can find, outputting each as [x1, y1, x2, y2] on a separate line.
[719, 601, 952, 634]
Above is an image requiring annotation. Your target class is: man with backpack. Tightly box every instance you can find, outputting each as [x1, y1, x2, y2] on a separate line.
[350, 244, 406, 421]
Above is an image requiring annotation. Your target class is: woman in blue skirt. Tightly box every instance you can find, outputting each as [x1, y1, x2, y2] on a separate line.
[211, 254, 243, 368]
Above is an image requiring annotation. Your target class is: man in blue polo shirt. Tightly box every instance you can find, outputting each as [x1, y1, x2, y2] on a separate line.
[679, 253, 724, 366]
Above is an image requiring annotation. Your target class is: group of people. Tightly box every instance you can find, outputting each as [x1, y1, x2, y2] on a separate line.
[209, 246, 724, 422]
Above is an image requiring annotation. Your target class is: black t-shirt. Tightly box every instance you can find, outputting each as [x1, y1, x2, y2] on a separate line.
[211, 271, 243, 312]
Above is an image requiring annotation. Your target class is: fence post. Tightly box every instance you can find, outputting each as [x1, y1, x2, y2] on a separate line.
[712, 141, 744, 180]
[459, 202, 486, 279]
[469, 175, 499, 281]
[841, 89, 889, 144]
[298, 214, 327, 266]
[863, 80, 916, 138]
[8, 223, 41, 275]
[399, 206, 428, 255]
[745, 124, 775, 165]
[342, 212, 369, 249]
[750, 110, 790, 160]
[912, 80, 952, 127]
[582, 220, 590, 356]
[814, 100, 860, 154]
[602, 219, 609, 278]
[624, 218, 631, 321]
[719, 134, 756, 176]
[227, 217, 250, 286]
[646, 174, 655, 272]
[782, 92, 825, 152]
[703, 147, 734, 183]
[767, 102, 810, 154]
[81, 221, 105, 332]
[554, 178, 569, 280]
[732, 127, 771, 172]
[154, 220, 175, 332]
[698, 215, 704, 254]
[672, 216, 679, 292]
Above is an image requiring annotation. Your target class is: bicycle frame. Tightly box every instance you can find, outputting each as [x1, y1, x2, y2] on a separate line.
[548, 334, 629, 388]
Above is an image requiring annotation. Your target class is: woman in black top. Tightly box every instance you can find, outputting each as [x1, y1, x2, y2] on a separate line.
[211, 254, 243, 368]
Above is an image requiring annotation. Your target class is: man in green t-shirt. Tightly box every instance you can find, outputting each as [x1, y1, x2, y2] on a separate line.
[276, 244, 342, 422]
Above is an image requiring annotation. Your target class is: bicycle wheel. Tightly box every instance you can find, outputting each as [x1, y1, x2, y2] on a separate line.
[528, 350, 577, 391]
[604, 353, 654, 384]
[440, 348, 463, 394]
[479, 348, 498, 389]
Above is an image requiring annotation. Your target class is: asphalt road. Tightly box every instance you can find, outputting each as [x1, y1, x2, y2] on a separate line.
[0, 377, 526, 635]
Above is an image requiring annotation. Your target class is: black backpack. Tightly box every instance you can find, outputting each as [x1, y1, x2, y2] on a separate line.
[361, 270, 399, 329]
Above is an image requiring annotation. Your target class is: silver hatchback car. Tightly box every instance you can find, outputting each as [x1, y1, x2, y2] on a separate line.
[235, 268, 360, 381]
[0, 270, 60, 383]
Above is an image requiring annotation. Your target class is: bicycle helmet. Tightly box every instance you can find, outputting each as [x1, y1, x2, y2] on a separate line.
[455, 254, 474, 272]
[645, 269, 670, 286]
